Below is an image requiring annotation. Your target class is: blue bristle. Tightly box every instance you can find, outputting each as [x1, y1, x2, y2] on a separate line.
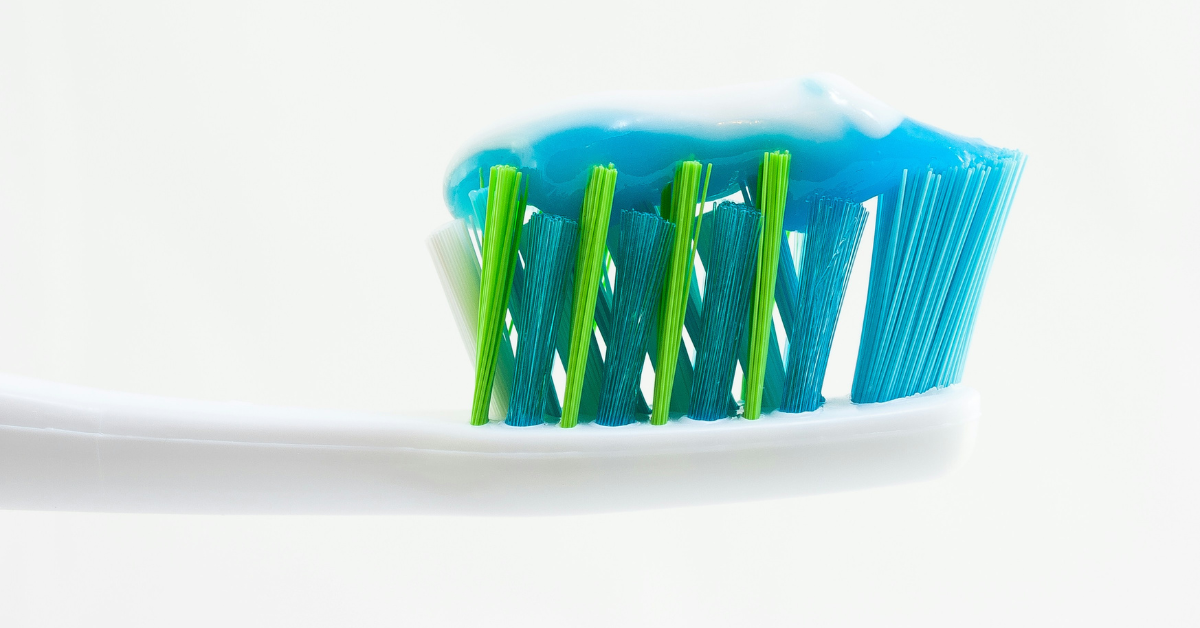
[708, 221, 784, 416]
[780, 199, 868, 413]
[509, 229, 562, 418]
[852, 153, 1026, 403]
[775, 235, 801, 333]
[595, 278, 654, 416]
[596, 210, 675, 426]
[695, 207, 787, 417]
[507, 212, 578, 426]
[690, 201, 761, 421]
[937, 155, 1026, 384]
[693, 218, 750, 416]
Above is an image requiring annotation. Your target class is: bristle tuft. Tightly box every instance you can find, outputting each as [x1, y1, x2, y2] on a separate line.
[561, 165, 618, 428]
[507, 213, 578, 426]
[690, 202, 760, 421]
[743, 151, 790, 419]
[780, 199, 868, 413]
[651, 161, 710, 425]
[470, 166, 525, 426]
[596, 210, 674, 426]
[852, 154, 1026, 403]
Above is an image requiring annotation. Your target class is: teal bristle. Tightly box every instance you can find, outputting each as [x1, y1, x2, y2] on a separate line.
[692, 218, 744, 416]
[595, 278, 653, 416]
[509, 226, 563, 417]
[775, 236, 800, 334]
[507, 212, 579, 427]
[690, 201, 761, 422]
[780, 199, 868, 413]
[852, 153, 1026, 403]
[688, 267, 739, 416]
[596, 210, 674, 426]
[698, 214, 786, 416]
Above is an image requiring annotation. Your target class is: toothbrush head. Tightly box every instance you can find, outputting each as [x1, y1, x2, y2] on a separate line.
[434, 73, 1024, 430]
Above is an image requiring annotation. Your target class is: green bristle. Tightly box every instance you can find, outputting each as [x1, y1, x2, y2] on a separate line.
[729, 289, 787, 413]
[780, 199, 868, 413]
[596, 210, 675, 426]
[560, 165, 618, 429]
[651, 161, 711, 426]
[690, 202, 760, 421]
[507, 212, 578, 426]
[470, 165, 525, 426]
[743, 151, 789, 420]
[553, 288, 606, 419]
[734, 232, 787, 414]
[736, 294, 786, 413]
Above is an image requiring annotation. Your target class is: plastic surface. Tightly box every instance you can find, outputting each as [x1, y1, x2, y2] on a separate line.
[0, 372, 978, 515]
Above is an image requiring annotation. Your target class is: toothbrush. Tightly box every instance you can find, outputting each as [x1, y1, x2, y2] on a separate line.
[0, 74, 1023, 514]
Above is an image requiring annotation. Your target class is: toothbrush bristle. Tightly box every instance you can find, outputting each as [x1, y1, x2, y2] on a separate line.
[595, 210, 674, 426]
[560, 165, 618, 428]
[690, 202, 761, 421]
[853, 153, 1026, 403]
[507, 212, 578, 426]
[650, 161, 709, 426]
[780, 199, 869, 413]
[508, 227, 563, 419]
[470, 166, 525, 426]
[743, 151, 791, 419]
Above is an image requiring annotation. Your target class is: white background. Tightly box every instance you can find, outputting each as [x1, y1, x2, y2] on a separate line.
[0, 0, 1197, 625]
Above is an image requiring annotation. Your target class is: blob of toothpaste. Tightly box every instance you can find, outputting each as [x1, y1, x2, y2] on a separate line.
[443, 73, 1014, 232]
